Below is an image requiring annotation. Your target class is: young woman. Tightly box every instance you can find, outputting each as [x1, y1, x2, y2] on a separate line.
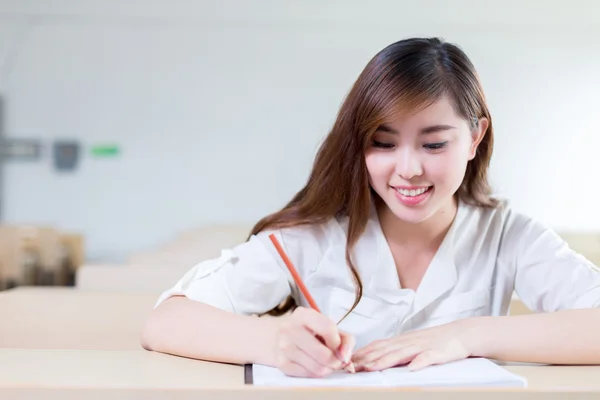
[141, 37, 600, 378]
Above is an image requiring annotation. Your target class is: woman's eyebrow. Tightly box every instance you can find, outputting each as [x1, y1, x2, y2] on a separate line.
[420, 124, 457, 134]
[376, 124, 457, 134]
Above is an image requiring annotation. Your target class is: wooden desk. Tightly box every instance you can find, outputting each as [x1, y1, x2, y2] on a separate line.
[1, 287, 594, 399]
[75, 263, 193, 292]
[0, 348, 599, 399]
[0, 287, 157, 350]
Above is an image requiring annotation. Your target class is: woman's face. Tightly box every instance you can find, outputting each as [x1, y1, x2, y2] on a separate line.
[365, 96, 488, 224]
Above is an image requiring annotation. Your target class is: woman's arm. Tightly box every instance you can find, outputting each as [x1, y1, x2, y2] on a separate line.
[470, 308, 600, 364]
[141, 296, 280, 366]
[485, 213, 600, 363]
[139, 231, 298, 365]
[141, 296, 355, 377]
[351, 308, 600, 371]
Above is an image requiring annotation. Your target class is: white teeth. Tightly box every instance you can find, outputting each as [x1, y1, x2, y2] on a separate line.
[396, 187, 429, 197]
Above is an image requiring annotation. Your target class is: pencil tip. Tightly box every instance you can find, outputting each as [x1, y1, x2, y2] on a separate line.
[345, 362, 356, 374]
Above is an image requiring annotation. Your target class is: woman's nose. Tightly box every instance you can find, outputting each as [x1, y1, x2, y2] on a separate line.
[395, 148, 423, 180]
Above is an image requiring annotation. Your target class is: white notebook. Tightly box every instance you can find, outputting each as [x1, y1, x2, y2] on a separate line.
[250, 358, 527, 388]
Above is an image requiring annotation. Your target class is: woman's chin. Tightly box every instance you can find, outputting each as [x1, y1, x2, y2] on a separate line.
[383, 192, 441, 224]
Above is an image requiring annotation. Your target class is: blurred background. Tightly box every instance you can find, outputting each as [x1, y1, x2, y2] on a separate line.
[0, 0, 599, 294]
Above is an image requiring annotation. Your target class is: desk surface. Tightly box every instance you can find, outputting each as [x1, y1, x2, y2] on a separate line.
[0, 287, 157, 350]
[0, 288, 597, 399]
[1, 348, 600, 396]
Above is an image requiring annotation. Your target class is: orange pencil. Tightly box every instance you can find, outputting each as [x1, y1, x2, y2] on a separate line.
[268, 233, 321, 312]
[268, 233, 355, 374]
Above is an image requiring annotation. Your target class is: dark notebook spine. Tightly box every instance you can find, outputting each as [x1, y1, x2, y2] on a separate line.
[244, 364, 253, 385]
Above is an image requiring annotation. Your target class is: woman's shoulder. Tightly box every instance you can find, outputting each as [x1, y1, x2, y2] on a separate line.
[461, 197, 546, 229]
[253, 216, 345, 246]
[458, 196, 559, 251]
[248, 216, 348, 269]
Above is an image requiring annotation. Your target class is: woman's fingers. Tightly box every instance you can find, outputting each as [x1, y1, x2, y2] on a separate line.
[407, 350, 446, 371]
[354, 337, 413, 365]
[290, 328, 343, 371]
[286, 341, 337, 377]
[337, 331, 356, 363]
[293, 307, 342, 351]
[361, 345, 423, 371]
[276, 307, 359, 376]
[352, 338, 389, 360]
[279, 359, 319, 378]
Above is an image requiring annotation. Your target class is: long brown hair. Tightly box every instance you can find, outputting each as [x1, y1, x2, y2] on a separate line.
[251, 37, 497, 317]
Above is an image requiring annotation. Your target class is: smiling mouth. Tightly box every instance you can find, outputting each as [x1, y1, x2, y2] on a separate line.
[392, 186, 432, 197]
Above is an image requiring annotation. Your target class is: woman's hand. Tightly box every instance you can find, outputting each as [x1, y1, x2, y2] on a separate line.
[273, 307, 356, 377]
[352, 318, 479, 372]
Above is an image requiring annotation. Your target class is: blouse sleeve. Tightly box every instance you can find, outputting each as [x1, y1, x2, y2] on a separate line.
[153, 223, 327, 315]
[153, 230, 296, 315]
[504, 211, 600, 312]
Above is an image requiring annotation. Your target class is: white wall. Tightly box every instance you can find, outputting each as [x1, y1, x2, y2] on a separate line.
[1, 0, 599, 261]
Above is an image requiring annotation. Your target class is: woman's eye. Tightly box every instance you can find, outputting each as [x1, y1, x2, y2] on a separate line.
[424, 142, 448, 150]
[372, 140, 395, 149]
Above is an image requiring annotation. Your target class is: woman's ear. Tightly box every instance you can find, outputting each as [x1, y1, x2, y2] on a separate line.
[469, 117, 489, 160]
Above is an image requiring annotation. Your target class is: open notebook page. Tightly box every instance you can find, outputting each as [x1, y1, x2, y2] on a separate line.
[251, 358, 527, 388]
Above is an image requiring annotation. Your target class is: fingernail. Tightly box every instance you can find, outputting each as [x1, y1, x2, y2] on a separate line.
[364, 362, 373, 370]
[343, 350, 352, 364]
[336, 346, 349, 363]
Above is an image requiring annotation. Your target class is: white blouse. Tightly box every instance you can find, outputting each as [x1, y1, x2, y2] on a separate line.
[155, 199, 600, 350]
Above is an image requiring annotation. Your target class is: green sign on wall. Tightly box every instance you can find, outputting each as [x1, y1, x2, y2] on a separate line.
[91, 144, 120, 158]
